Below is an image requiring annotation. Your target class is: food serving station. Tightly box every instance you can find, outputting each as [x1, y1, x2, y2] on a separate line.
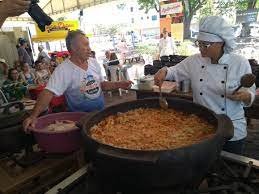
[1, 54, 259, 194]
[45, 99, 259, 194]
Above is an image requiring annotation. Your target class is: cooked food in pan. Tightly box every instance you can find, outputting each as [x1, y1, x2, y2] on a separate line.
[90, 108, 215, 150]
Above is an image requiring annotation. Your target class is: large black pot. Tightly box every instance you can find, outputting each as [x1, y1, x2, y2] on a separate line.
[81, 98, 234, 190]
[0, 102, 35, 153]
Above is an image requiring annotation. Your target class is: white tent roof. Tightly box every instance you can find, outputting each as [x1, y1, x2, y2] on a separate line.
[39, 0, 115, 15]
[6, 0, 115, 21]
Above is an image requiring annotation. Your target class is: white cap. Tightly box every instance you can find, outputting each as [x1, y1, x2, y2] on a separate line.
[197, 16, 236, 53]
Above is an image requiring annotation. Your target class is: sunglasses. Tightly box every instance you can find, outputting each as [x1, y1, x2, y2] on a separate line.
[195, 40, 214, 49]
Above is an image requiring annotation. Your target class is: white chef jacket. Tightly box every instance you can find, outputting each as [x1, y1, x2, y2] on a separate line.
[165, 53, 256, 141]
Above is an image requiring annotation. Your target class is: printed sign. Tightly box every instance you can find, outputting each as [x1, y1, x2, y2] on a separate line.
[236, 9, 258, 23]
[160, 2, 183, 16]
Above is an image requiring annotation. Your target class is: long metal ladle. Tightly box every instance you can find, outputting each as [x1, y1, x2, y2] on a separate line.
[159, 85, 168, 109]
[232, 73, 256, 94]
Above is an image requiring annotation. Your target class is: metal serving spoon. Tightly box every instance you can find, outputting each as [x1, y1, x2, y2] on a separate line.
[232, 73, 256, 94]
[159, 85, 168, 109]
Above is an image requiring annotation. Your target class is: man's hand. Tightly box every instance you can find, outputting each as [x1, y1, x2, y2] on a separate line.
[227, 90, 251, 105]
[23, 116, 37, 133]
[0, 0, 30, 18]
[154, 67, 167, 87]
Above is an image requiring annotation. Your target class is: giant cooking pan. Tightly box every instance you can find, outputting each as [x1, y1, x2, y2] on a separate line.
[80, 98, 234, 190]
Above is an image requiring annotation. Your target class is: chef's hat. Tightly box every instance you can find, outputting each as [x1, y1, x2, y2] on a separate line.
[197, 16, 236, 53]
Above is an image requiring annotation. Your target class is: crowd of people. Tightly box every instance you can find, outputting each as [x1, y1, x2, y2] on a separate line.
[0, 41, 61, 102]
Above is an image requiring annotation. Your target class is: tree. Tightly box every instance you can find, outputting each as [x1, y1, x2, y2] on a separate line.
[138, 0, 207, 39]
[198, 0, 215, 20]
[215, 0, 259, 15]
[182, 0, 207, 39]
[215, 0, 259, 37]
[137, 0, 160, 13]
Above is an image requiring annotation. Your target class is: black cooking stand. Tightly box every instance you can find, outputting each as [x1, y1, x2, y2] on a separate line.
[54, 153, 259, 194]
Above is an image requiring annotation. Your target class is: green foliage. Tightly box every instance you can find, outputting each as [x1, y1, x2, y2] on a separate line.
[176, 40, 196, 56]
[135, 43, 158, 56]
[215, 0, 258, 16]
[137, 0, 160, 13]
[94, 24, 121, 36]
[137, 0, 257, 39]
[198, 0, 215, 20]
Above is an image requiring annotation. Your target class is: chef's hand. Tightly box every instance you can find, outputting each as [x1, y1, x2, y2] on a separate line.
[118, 80, 134, 90]
[0, 0, 30, 18]
[23, 116, 37, 133]
[227, 90, 251, 105]
[154, 67, 167, 87]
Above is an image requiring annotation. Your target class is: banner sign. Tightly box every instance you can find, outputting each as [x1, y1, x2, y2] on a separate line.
[33, 20, 79, 42]
[236, 9, 258, 23]
[160, 2, 183, 16]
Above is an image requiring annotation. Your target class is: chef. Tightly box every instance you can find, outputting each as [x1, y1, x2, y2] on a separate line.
[159, 30, 176, 57]
[154, 16, 256, 155]
[23, 30, 132, 131]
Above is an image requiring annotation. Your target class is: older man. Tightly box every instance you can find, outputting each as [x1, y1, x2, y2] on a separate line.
[38, 45, 51, 63]
[23, 30, 132, 130]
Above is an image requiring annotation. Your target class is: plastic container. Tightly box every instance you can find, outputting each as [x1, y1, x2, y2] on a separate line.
[32, 112, 86, 153]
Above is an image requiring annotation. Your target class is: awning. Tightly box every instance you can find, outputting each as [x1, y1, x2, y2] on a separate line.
[39, 0, 115, 15]
[6, 0, 116, 21]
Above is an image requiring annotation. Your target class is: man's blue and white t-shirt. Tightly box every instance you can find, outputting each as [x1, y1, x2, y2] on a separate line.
[46, 58, 105, 112]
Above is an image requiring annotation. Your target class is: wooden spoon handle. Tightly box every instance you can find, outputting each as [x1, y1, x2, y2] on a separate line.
[232, 85, 242, 95]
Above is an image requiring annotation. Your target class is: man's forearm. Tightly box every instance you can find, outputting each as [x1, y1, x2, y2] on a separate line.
[30, 89, 54, 118]
[101, 81, 123, 91]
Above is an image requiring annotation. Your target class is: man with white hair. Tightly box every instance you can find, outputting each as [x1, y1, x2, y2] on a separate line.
[24, 30, 133, 131]
[155, 16, 256, 154]
[38, 45, 51, 63]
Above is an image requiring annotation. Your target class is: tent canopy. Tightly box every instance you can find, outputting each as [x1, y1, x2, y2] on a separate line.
[6, 0, 115, 21]
[39, 0, 115, 15]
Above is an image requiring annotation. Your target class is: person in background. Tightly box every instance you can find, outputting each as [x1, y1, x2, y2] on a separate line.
[49, 59, 58, 73]
[0, 0, 30, 27]
[159, 30, 176, 57]
[117, 39, 128, 63]
[168, 32, 177, 53]
[38, 45, 51, 63]
[20, 63, 36, 85]
[4, 68, 20, 84]
[154, 16, 256, 155]
[14, 60, 22, 72]
[44, 61, 52, 75]
[2, 68, 26, 101]
[103, 50, 111, 80]
[26, 44, 34, 65]
[17, 39, 33, 67]
[35, 60, 51, 85]
[0, 58, 9, 85]
[108, 52, 120, 82]
[23, 30, 132, 130]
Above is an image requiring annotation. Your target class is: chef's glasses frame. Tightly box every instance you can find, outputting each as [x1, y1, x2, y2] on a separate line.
[195, 40, 214, 49]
